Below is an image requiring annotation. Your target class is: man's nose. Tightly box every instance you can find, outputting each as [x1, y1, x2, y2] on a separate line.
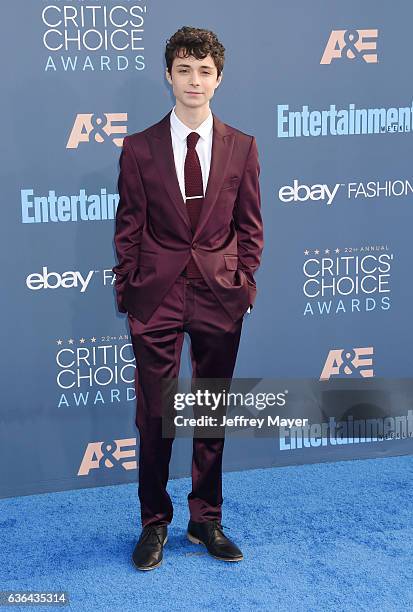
[189, 72, 201, 86]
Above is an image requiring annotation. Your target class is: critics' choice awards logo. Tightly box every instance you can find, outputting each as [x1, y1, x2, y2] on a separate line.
[278, 178, 413, 207]
[78, 438, 137, 476]
[320, 29, 378, 64]
[26, 266, 116, 292]
[320, 347, 374, 381]
[42, 3, 147, 72]
[302, 246, 392, 316]
[55, 335, 136, 408]
[277, 101, 413, 138]
[66, 113, 127, 148]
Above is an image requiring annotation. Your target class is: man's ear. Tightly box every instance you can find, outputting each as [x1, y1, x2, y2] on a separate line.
[165, 68, 172, 85]
[215, 72, 223, 89]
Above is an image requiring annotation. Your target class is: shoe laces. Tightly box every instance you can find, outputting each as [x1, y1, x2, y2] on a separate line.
[207, 520, 229, 545]
[141, 525, 165, 546]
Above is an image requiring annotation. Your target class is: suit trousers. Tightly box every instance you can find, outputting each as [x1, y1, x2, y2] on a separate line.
[127, 274, 243, 527]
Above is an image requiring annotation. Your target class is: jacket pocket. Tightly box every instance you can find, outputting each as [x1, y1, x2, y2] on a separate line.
[224, 254, 238, 270]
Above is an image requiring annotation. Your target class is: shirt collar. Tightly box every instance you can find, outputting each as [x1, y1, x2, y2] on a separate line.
[170, 105, 213, 142]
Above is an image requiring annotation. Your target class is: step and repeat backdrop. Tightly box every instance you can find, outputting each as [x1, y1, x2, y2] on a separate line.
[2, 1, 413, 497]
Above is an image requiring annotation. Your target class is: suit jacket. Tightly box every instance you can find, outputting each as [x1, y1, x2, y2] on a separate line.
[112, 109, 263, 324]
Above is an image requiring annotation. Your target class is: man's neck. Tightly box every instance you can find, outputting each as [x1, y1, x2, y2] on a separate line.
[174, 102, 211, 130]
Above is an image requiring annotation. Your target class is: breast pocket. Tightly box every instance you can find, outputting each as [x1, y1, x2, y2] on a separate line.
[220, 177, 240, 191]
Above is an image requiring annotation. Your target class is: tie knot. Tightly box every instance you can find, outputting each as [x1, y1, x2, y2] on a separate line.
[187, 132, 200, 150]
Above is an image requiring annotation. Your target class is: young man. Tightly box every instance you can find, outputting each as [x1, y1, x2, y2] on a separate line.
[112, 26, 263, 570]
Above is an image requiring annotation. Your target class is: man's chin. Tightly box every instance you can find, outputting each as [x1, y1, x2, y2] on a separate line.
[178, 96, 207, 108]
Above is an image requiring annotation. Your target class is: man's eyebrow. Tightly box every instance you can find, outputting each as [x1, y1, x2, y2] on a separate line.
[175, 63, 214, 70]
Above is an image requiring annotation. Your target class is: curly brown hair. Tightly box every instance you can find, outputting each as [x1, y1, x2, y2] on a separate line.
[165, 26, 225, 78]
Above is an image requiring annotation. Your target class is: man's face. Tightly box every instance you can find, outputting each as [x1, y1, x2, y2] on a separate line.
[166, 49, 222, 109]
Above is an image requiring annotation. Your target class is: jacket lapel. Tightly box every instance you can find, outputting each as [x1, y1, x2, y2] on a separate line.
[195, 113, 234, 238]
[147, 109, 235, 238]
[147, 110, 191, 231]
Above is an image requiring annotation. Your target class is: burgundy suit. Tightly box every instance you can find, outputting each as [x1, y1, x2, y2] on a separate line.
[112, 109, 263, 527]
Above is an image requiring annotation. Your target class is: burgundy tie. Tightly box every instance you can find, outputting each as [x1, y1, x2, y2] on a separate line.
[184, 131, 204, 277]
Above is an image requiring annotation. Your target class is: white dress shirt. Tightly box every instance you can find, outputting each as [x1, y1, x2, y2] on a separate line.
[170, 105, 213, 200]
[169, 106, 251, 314]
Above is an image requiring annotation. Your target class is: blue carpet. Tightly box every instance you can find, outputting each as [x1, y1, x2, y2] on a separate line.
[1, 456, 412, 611]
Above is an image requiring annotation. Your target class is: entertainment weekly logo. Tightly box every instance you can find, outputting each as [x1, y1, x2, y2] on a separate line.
[320, 29, 378, 64]
[66, 113, 127, 148]
[41, 3, 147, 72]
[301, 246, 393, 317]
[21, 188, 119, 223]
[55, 334, 136, 409]
[278, 178, 413, 207]
[277, 100, 413, 138]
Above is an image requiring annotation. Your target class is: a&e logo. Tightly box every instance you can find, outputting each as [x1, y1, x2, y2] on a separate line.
[320, 29, 378, 64]
[78, 438, 137, 475]
[66, 113, 127, 148]
[320, 347, 374, 381]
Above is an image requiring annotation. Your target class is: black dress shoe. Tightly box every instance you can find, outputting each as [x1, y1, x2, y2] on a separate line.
[132, 524, 168, 571]
[187, 519, 243, 562]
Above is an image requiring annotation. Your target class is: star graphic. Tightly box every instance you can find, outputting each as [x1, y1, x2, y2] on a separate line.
[57, 339, 63, 345]
[80, 338, 85, 343]
[304, 249, 309, 256]
[68, 339, 74, 344]
[335, 248, 340, 254]
[91, 337, 96, 343]
[314, 249, 320, 255]
[325, 249, 330, 254]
